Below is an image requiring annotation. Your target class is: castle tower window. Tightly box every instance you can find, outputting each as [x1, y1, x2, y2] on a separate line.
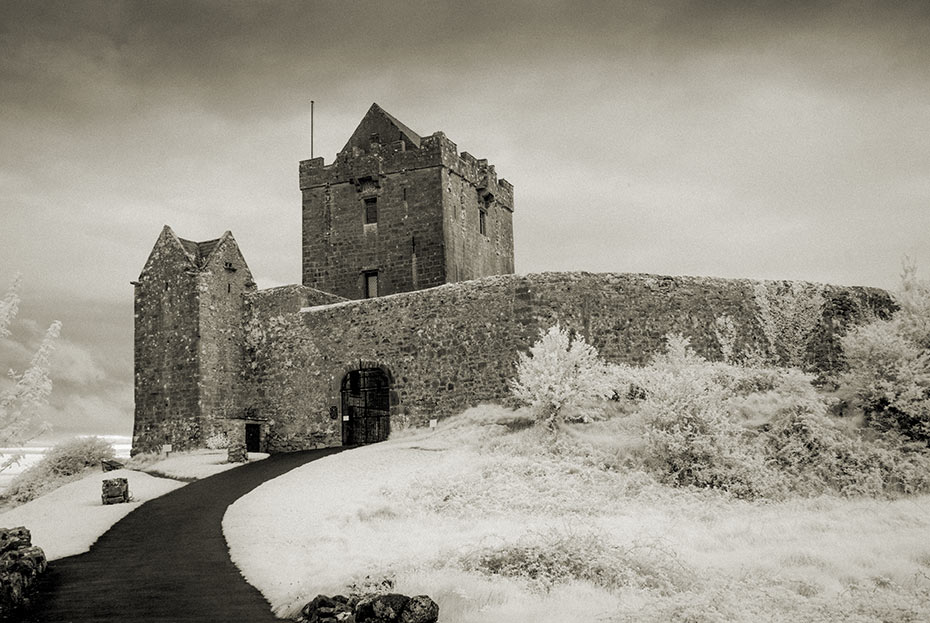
[364, 270, 379, 298]
[364, 197, 378, 224]
[479, 208, 487, 236]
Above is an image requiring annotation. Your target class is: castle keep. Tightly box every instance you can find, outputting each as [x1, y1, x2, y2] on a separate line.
[132, 104, 893, 456]
[301, 104, 514, 299]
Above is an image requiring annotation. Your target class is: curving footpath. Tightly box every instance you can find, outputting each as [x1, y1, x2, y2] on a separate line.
[30, 447, 345, 622]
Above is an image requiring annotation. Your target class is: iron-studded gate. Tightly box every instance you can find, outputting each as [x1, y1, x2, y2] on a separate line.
[341, 368, 390, 444]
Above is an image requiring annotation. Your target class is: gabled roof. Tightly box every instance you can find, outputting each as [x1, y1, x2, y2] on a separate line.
[340, 103, 422, 154]
[177, 236, 223, 268]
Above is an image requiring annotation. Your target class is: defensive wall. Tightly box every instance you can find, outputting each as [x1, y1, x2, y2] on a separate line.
[242, 271, 894, 453]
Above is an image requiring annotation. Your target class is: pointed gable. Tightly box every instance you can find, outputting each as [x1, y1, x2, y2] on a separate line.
[340, 103, 422, 154]
[138, 225, 197, 278]
[197, 231, 254, 282]
[176, 235, 223, 269]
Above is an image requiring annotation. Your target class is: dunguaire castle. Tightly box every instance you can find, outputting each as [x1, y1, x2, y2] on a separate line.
[132, 104, 892, 457]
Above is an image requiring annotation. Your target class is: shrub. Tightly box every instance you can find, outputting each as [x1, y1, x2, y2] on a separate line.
[461, 528, 693, 594]
[611, 334, 930, 498]
[204, 432, 229, 450]
[509, 324, 613, 429]
[838, 262, 930, 445]
[2, 436, 115, 505]
[613, 335, 784, 498]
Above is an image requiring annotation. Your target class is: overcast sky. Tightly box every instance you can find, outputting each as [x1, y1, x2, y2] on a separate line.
[1, 0, 929, 440]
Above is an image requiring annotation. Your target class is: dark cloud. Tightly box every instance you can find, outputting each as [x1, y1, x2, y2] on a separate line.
[2, 0, 929, 437]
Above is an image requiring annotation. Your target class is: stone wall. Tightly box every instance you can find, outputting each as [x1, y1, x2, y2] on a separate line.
[196, 237, 257, 432]
[0, 526, 47, 617]
[133, 228, 204, 453]
[244, 272, 893, 452]
[301, 166, 448, 299]
[442, 163, 514, 283]
[132, 228, 256, 454]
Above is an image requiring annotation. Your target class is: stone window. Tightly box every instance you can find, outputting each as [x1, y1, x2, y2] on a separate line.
[364, 198, 378, 224]
[479, 208, 487, 236]
[364, 270, 379, 298]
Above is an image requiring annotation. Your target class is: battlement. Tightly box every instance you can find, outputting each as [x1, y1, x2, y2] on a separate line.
[299, 104, 512, 210]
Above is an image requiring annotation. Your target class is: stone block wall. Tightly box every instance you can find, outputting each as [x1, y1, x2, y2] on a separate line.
[442, 160, 514, 284]
[300, 123, 515, 300]
[301, 166, 447, 299]
[196, 238, 258, 432]
[243, 272, 893, 451]
[133, 228, 205, 453]
[132, 228, 256, 455]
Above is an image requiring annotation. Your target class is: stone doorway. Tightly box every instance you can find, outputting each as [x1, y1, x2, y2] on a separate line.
[245, 423, 261, 453]
[341, 368, 390, 444]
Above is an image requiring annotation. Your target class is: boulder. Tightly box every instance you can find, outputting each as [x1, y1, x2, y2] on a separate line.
[399, 596, 439, 623]
[354, 593, 409, 623]
[0, 528, 30, 556]
[298, 594, 354, 623]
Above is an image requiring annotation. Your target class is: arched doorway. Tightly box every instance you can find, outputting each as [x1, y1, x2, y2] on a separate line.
[341, 367, 390, 444]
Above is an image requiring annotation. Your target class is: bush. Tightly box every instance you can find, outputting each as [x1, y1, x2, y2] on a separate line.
[2, 436, 115, 505]
[611, 335, 785, 498]
[612, 334, 930, 499]
[204, 432, 229, 450]
[509, 324, 613, 429]
[837, 262, 930, 445]
[461, 528, 693, 594]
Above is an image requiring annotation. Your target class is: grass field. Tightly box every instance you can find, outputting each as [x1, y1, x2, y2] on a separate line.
[225, 405, 930, 623]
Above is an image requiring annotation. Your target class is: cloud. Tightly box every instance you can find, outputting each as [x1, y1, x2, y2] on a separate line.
[2, 0, 930, 438]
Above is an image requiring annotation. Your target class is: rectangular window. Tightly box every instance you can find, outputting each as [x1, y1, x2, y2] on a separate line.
[364, 271, 379, 298]
[479, 208, 487, 235]
[364, 197, 378, 224]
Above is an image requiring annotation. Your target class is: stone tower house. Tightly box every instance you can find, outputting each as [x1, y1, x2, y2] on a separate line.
[132, 104, 892, 458]
[299, 103, 515, 299]
[132, 226, 256, 452]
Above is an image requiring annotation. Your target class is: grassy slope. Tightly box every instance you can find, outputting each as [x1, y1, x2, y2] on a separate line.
[225, 406, 930, 623]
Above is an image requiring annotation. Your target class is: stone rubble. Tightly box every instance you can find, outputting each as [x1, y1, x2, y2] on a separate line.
[297, 592, 439, 623]
[0, 527, 47, 620]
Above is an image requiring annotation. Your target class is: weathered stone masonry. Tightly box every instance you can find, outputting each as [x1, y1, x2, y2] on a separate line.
[132, 104, 894, 455]
[300, 103, 513, 300]
[244, 272, 892, 453]
[133, 227, 256, 453]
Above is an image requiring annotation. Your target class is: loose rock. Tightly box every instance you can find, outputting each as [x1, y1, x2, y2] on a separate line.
[297, 592, 438, 623]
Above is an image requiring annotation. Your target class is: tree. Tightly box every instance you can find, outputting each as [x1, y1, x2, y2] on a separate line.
[0, 275, 61, 471]
[838, 260, 930, 444]
[509, 324, 612, 429]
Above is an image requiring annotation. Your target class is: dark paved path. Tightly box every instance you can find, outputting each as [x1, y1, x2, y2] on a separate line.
[31, 448, 345, 622]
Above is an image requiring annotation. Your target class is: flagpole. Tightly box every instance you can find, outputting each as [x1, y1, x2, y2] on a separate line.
[311, 100, 315, 158]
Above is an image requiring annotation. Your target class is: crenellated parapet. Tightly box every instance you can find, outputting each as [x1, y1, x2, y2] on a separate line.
[299, 129, 512, 211]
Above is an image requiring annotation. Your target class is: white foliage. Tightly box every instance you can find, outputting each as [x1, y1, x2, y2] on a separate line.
[752, 281, 825, 367]
[0, 276, 61, 470]
[509, 324, 613, 428]
[205, 432, 229, 450]
[713, 314, 738, 364]
[0, 274, 21, 339]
